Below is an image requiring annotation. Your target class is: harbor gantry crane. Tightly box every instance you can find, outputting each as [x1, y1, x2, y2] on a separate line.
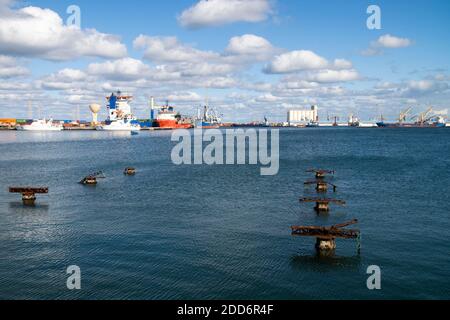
[398, 107, 413, 124]
[411, 107, 434, 125]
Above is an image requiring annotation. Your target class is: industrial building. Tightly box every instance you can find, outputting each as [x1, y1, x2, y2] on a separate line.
[287, 105, 319, 125]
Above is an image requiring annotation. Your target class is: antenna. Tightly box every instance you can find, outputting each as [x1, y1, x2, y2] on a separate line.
[27, 100, 33, 120]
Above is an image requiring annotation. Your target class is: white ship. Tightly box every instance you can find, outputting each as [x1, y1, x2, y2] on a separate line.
[96, 91, 141, 131]
[17, 119, 63, 131]
[348, 114, 377, 128]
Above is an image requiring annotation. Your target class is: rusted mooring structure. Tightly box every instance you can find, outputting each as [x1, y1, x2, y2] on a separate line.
[9, 187, 49, 205]
[300, 197, 345, 212]
[124, 167, 136, 175]
[304, 180, 337, 193]
[306, 169, 335, 179]
[291, 219, 360, 252]
[79, 171, 105, 185]
[80, 176, 97, 185]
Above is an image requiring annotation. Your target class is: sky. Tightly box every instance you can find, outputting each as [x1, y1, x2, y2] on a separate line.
[0, 0, 449, 122]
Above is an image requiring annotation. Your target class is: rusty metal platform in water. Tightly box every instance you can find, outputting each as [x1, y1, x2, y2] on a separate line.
[9, 187, 48, 194]
[299, 197, 345, 205]
[291, 219, 360, 240]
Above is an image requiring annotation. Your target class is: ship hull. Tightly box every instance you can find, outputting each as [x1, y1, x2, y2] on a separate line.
[17, 120, 63, 131]
[377, 122, 446, 128]
[155, 120, 192, 129]
[96, 122, 141, 131]
[17, 126, 63, 131]
[195, 121, 220, 129]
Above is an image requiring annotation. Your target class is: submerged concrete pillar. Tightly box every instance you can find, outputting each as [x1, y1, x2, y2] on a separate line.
[314, 202, 329, 212]
[316, 183, 328, 192]
[22, 192, 36, 205]
[315, 172, 325, 179]
[315, 238, 336, 251]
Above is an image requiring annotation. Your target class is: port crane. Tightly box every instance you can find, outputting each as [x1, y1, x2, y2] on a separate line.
[398, 107, 413, 123]
[411, 107, 434, 124]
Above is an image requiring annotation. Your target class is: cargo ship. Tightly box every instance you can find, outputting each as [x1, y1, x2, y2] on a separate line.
[150, 97, 193, 129]
[195, 105, 221, 129]
[376, 107, 447, 128]
[96, 91, 141, 131]
[348, 114, 377, 128]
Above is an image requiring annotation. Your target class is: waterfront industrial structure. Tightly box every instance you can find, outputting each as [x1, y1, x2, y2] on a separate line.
[287, 105, 319, 125]
[2, 100, 449, 130]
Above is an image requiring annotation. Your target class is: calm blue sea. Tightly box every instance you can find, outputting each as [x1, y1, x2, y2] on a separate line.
[0, 128, 449, 300]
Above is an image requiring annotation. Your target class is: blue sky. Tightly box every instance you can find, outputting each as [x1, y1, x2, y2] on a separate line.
[0, 0, 449, 122]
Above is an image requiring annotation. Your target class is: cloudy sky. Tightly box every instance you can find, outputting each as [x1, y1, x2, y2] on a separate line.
[0, 0, 449, 122]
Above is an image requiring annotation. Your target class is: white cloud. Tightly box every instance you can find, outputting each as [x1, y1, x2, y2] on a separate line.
[167, 92, 203, 102]
[38, 68, 88, 90]
[408, 80, 434, 91]
[179, 62, 236, 77]
[0, 5, 127, 61]
[333, 59, 353, 70]
[0, 55, 29, 78]
[53, 68, 87, 81]
[134, 35, 218, 63]
[178, 0, 272, 28]
[265, 50, 354, 74]
[265, 50, 329, 74]
[306, 69, 361, 83]
[134, 35, 278, 81]
[363, 34, 413, 56]
[376, 34, 412, 48]
[278, 78, 319, 89]
[255, 93, 280, 102]
[87, 58, 151, 81]
[226, 34, 275, 58]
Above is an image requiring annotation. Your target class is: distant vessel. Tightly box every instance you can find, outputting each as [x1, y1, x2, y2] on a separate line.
[151, 98, 192, 129]
[96, 91, 141, 131]
[347, 114, 376, 128]
[17, 119, 63, 131]
[357, 122, 377, 128]
[195, 105, 221, 129]
[377, 107, 447, 128]
[318, 122, 334, 127]
[306, 121, 319, 127]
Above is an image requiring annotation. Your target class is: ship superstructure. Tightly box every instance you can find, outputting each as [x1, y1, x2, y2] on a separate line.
[150, 97, 193, 129]
[96, 91, 141, 131]
[195, 105, 221, 129]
